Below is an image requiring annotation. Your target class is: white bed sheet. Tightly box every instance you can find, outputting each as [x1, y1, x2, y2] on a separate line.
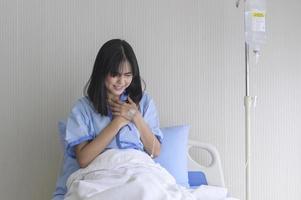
[64, 149, 238, 200]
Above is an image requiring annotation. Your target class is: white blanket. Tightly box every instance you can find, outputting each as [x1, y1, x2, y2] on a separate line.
[65, 149, 237, 200]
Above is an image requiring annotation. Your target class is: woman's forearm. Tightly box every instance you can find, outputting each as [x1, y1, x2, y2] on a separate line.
[133, 113, 161, 157]
[75, 119, 124, 168]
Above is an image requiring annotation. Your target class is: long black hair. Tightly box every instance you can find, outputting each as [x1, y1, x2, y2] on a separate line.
[84, 39, 143, 116]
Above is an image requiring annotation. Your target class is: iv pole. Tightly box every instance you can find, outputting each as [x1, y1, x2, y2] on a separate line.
[236, 1, 257, 200]
[244, 42, 253, 200]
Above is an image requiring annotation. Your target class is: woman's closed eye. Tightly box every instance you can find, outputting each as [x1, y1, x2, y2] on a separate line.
[123, 72, 133, 77]
[110, 72, 132, 78]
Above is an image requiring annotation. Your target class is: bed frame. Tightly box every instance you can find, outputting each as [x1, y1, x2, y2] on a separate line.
[187, 140, 225, 187]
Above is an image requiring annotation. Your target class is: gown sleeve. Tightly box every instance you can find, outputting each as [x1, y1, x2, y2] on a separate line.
[65, 98, 94, 158]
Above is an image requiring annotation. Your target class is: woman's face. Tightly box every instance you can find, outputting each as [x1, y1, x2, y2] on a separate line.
[105, 60, 133, 98]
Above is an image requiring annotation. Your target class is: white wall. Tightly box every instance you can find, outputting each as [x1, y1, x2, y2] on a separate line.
[0, 0, 300, 199]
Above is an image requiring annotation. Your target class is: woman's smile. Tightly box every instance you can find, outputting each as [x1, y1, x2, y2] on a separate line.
[105, 61, 133, 97]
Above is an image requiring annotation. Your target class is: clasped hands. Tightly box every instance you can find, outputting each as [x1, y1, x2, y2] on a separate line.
[108, 96, 139, 122]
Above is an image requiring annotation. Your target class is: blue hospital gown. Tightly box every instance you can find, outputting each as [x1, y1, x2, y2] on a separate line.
[65, 92, 163, 158]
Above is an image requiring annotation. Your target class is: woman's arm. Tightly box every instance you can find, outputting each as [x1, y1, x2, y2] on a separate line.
[132, 113, 161, 158]
[75, 117, 128, 168]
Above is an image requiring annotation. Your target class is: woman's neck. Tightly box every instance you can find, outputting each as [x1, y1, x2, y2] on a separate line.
[107, 93, 119, 101]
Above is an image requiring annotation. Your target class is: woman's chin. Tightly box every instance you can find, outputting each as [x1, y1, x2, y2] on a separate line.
[112, 90, 124, 97]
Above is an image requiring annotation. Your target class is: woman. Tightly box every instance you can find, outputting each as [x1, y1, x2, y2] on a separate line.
[65, 39, 163, 168]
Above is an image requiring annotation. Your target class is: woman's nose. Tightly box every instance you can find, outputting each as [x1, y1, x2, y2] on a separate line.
[117, 75, 124, 84]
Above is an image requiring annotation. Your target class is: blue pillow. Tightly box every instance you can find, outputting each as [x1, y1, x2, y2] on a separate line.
[155, 125, 190, 187]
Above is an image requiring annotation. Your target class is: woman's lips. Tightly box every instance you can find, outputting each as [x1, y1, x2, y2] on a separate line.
[113, 85, 124, 91]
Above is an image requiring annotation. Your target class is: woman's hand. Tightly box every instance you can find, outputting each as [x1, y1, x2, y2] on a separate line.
[108, 96, 139, 122]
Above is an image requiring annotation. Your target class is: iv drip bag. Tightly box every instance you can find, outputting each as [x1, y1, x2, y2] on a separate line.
[245, 0, 266, 63]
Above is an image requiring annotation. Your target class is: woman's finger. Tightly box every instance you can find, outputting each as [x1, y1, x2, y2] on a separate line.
[127, 97, 138, 112]
[110, 100, 124, 109]
[112, 111, 130, 120]
[110, 106, 120, 112]
[127, 96, 134, 104]
[112, 98, 124, 105]
[108, 104, 119, 111]
[109, 101, 120, 107]
[111, 111, 121, 116]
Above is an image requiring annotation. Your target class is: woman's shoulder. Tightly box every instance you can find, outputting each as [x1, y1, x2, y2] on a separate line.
[70, 96, 95, 114]
[139, 91, 157, 111]
[140, 91, 152, 104]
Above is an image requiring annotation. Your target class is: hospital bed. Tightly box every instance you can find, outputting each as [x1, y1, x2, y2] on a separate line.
[52, 124, 232, 199]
